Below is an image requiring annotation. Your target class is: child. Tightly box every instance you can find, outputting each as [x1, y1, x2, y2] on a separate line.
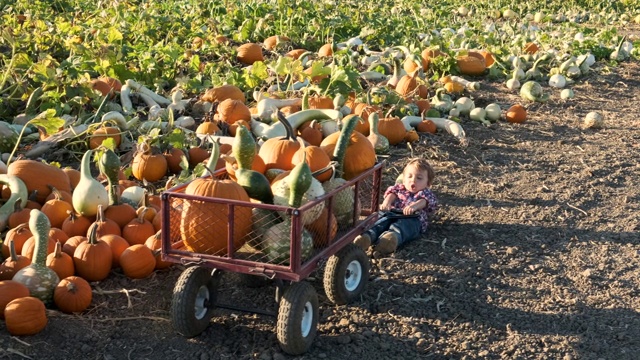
[354, 158, 438, 254]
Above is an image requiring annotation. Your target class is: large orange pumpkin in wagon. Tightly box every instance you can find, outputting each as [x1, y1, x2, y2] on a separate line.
[180, 141, 252, 255]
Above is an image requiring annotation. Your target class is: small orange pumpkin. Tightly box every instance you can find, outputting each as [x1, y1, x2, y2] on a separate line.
[236, 43, 264, 65]
[144, 231, 172, 270]
[2, 223, 32, 258]
[119, 244, 156, 279]
[54, 276, 93, 313]
[416, 120, 437, 134]
[505, 104, 527, 123]
[46, 241, 75, 280]
[456, 55, 486, 76]
[4, 297, 48, 336]
[377, 117, 407, 145]
[217, 99, 251, 125]
[0, 240, 32, 281]
[99, 234, 130, 268]
[0, 280, 31, 319]
[132, 143, 168, 182]
[89, 126, 121, 150]
[201, 84, 245, 104]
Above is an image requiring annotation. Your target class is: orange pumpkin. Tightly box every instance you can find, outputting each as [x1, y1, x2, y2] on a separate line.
[122, 210, 156, 245]
[74, 224, 113, 281]
[88, 126, 121, 150]
[61, 235, 86, 258]
[377, 117, 407, 145]
[99, 234, 130, 268]
[320, 115, 377, 180]
[4, 297, 48, 336]
[104, 202, 137, 229]
[286, 49, 308, 59]
[420, 48, 445, 71]
[46, 242, 75, 280]
[131, 143, 168, 182]
[416, 120, 437, 134]
[258, 113, 301, 171]
[41, 189, 74, 229]
[395, 70, 420, 97]
[54, 276, 93, 313]
[119, 244, 156, 279]
[506, 104, 527, 123]
[236, 43, 264, 65]
[61, 212, 93, 238]
[2, 223, 32, 258]
[0, 240, 31, 281]
[201, 84, 245, 104]
[0, 280, 31, 319]
[456, 55, 486, 76]
[307, 96, 334, 109]
[291, 143, 333, 183]
[180, 142, 253, 255]
[144, 231, 172, 270]
[263, 35, 290, 50]
[7, 160, 72, 204]
[164, 147, 187, 175]
[318, 43, 333, 57]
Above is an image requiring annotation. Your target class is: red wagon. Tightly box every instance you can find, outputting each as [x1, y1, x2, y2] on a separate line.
[161, 161, 384, 355]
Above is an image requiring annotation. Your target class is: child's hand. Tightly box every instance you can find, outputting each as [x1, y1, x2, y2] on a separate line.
[402, 205, 416, 215]
[380, 202, 392, 211]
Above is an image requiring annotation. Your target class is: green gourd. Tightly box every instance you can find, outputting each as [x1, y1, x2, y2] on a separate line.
[262, 156, 314, 264]
[232, 125, 274, 204]
[98, 148, 121, 205]
[12, 209, 60, 306]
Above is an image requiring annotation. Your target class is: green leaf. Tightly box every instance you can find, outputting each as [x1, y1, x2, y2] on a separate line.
[307, 60, 331, 78]
[251, 61, 268, 80]
[29, 109, 66, 135]
[107, 27, 123, 43]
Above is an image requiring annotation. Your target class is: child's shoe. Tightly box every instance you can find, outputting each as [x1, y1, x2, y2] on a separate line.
[353, 233, 372, 250]
[375, 231, 399, 254]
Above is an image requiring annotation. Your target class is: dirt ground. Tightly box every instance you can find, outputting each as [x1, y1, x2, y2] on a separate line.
[1, 59, 639, 359]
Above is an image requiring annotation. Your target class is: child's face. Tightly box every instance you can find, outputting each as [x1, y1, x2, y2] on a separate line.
[402, 164, 430, 193]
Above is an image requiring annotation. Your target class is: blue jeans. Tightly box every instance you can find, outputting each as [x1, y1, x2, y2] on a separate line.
[365, 211, 422, 247]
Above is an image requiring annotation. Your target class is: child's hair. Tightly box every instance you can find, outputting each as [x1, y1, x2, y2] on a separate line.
[404, 158, 435, 186]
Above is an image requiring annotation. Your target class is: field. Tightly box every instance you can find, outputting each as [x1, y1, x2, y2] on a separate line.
[1, 1, 639, 359]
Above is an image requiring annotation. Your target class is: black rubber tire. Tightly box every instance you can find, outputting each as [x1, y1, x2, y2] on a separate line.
[170, 266, 219, 337]
[323, 243, 370, 305]
[276, 282, 319, 355]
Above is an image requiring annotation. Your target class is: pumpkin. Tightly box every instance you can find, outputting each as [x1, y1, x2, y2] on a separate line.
[103, 202, 137, 229]
[258, 112, 301, 171]
[122, 210, 156, 245]
[89, 205, 121, 238]
[53, 276, 92, 313]
[395, 69, 420, 97]
[352, 102, 383, 136]
[2, 223, 32, 258]
[320, 114, 377, 180]
[506, 104, 527, 123]
[41, 187, 74, 229]
[317, 43, 333, 57]
[164, 147, 187, 174]
[131, 142, 168, 183]
[0, 280, 30, 319]
[263, 35, 290, 50]
[99, 234, 130, 268]
[46, 241, 75, 280]
[119, 244, 156, 279]
[61, 235, 86, 258]
[7, 160, 72, 204]
[73, 223, 113, 282]
[7, 207, 31, 230]
[417, 84, 429, 99]
[228, 119, 251, 137]
[444, 81, 465, 94]
[415, 99, 431, 114]
[298, 120, 323, 146]
[88, 126, 121, 150]
[144, 231, 172, 269]
[286, 48, 307, 59]
[180, 141, 252, 255]
[236, 43, 264, 65]
[291, 141, 333, 183]
[217, 98, 251, 125]
[201, 84, 245, 104]
[61, 212, 93, 238]
[0, 240, 31, 281]
[416, 120, 437, 134]
[307, 96, 334, 109]
[456, 54, 486, 76]
[12, 209, 60, 306]
[477, 50, 495, 67]
[523, 42, 539, 54]
[4, 297, 48, 336]
[304, 206, 338, 248]
[196, 118, 221, 135]
[21, 234, 57, 260]
[404, 129, 420, 143]
[420, 48, 445, 71]
[187, 145, 211, 168]
[377, 117, 407, 146]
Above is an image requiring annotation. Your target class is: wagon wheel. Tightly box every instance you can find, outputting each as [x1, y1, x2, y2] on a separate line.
[323, 243, 370, 305]
[170, 266, 221, 337]
[276, 282, 319, 355]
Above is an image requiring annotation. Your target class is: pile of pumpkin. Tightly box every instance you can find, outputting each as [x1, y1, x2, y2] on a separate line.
[173, 108, 378, 263]
[0, 149, 174, 335]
